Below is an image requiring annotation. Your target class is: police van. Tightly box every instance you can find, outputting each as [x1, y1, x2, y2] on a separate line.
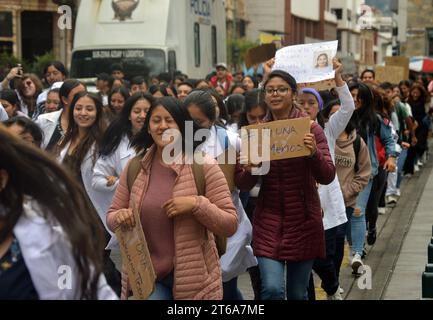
[70, 0, 227, 84]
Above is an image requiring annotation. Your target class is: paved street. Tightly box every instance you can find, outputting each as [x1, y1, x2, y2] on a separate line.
[238, 144, 433, 300]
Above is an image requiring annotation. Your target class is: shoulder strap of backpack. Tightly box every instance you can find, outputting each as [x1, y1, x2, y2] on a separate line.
[216, 125, 230, 150]
[127, 155, 144, 193]
[353, 134, 361, 173]
[192, 152, 206, 196]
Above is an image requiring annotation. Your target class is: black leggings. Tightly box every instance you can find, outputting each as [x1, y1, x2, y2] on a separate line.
[366, 168, 388, 231]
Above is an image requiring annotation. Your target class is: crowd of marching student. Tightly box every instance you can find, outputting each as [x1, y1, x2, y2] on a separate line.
[0, 56, 432, 300]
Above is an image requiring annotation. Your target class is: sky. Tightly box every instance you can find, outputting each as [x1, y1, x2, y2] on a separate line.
[365, 0, 392, 16]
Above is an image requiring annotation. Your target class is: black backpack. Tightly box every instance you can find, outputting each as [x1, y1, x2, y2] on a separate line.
[353, 134, 361, 173]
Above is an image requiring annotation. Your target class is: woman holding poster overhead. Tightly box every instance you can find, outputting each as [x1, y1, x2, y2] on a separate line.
[297, 58, 355, 300]
[235, 70, 336, 300]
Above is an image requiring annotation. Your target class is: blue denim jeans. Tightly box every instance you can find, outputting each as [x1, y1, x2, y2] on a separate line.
[348, 178, 373, 255]
[396, 148, 408, 189]
[148, 272, 173, 300]
[257, 257, 314, 300]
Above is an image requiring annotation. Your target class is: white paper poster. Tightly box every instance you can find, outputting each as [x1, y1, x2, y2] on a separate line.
[273, 41, 338, 84]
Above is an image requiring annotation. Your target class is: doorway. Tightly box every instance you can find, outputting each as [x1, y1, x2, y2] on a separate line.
[21, 11, 53, 62]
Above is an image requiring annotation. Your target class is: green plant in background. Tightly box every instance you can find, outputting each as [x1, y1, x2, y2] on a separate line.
[31, 52, 56, 80]
[0, 51, 56, 86]
[226, 38, 259, 72]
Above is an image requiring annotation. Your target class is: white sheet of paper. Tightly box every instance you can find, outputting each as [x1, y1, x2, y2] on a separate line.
[273, 40, 338, 84]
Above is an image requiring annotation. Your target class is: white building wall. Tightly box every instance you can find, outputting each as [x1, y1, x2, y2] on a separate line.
[244, 0, 285, 42]
[291, 0, 320, 20]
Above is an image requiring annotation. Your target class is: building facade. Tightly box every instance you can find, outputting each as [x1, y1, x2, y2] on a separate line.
[400, 0, 433, 57]
[0, 0, 75, 65]
[329, 0, 362, 63]
[244, 0, 337, 45]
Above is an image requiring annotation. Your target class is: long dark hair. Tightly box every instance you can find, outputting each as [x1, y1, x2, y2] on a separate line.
[149, 84, 170, 97]
[239, 89, 267, 128]
[100, 92, 155, 157]
[349, 82, 378, 141]
[205, 88, 229, 125]
[3, 116, 44, 147]
[108, 86, 130, 114]
[226, 94, 245, 125]
[59, 79, 85, 109]
[43, 61, 68, 83]
[408, 83, 430, 106]
[132, 96, 202, 153]
[184, 90, 217, 124]
[0, 126, 104, 299]
[57, 92, 106, 173]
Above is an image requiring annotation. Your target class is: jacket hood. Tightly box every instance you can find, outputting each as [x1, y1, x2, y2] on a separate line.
[336, 129, 357, 148]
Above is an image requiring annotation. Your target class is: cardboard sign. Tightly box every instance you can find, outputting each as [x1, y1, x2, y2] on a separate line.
[115, 204, 156, 300]
[385, 56, 409, 80]
[298, 79, 336, 91]
[375, 65, 406, 85]
[244, 43, 277, 69]
[241, 117, 311, 162]
[273, 41, 338, 85]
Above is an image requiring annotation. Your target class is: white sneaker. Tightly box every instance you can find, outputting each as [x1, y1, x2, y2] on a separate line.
[378, 207, 386, 215]
[351, 253, 364, 274]
[417, 160, 423, 167]
[327, 288, 343, 300]
[339, 287, 344, 294]
[386, 195, 398, 207]
[414, 165, 420, 173]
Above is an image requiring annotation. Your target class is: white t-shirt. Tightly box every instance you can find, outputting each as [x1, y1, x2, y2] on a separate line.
[0, 102, 9, 121]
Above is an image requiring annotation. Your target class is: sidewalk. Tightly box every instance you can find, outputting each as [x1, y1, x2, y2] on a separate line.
[383, 162, 433, 299]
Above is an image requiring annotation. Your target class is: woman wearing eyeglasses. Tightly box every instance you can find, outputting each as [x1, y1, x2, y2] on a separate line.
[235, 70, 336, 300]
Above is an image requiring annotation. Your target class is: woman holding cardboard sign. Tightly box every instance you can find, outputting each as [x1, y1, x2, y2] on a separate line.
[107, 97, 237, 300]
[235, 70, 336, 300]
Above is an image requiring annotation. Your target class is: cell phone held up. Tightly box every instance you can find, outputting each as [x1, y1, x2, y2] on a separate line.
[16, 64, 23, 76]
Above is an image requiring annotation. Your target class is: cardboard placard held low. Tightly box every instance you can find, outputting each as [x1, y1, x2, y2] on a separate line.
[241, 117, 311, 162]
[244, 43, 277, 69]
[115, 204, 156, 300]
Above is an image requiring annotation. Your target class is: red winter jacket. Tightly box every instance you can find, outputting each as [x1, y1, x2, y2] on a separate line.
[235, 107, 335, 262]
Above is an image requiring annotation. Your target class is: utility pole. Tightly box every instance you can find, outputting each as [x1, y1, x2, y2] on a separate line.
[232, 0, 239, 72]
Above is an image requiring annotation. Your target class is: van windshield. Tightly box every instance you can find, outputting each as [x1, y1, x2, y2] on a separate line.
[70, 49, 166, 80]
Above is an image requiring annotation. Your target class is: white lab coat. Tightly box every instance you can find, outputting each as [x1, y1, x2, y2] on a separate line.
[13, 200, 118, 300]
[0, 102, 8, 121]
[92, 135, 136, 250]
[319, 83, 355, 230]
[58, 142, 111, 234]
[199, 125, 257, 282]
[35, 109, 62, 149]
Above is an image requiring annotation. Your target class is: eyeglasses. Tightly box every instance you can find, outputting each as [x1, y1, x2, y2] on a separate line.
[264, 87, 290, 96]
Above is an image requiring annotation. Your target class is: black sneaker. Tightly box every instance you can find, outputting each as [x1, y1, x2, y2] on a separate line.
[361, 248, 367, 259]
[367, 228, 377, 246]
